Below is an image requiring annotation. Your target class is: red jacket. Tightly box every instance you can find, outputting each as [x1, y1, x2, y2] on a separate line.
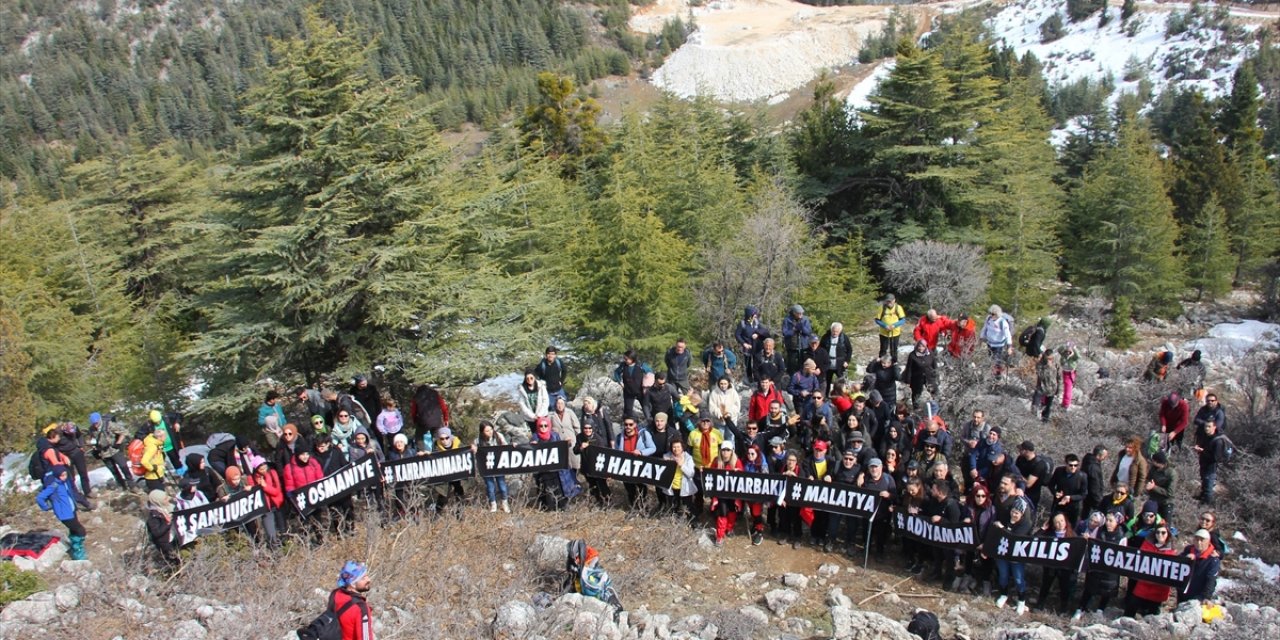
[944, 317, 977, 358]
[1132, 538, 1177, 604]
[1158, 396, 1190, 437]
[254, 467, 286, 509]
[283, 458, 324, 494]
[913, 315, 951, 351]
[331, 588, 374, 640]
[748, 387, 785, 424]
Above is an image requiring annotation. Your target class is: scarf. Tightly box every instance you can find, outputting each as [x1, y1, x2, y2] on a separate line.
[700, 431, 713, 468]
[622, 432, 638, 453]
[535, 428, 553, 442]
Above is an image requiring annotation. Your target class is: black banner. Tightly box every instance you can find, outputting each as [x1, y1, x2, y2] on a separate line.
[581, 447, 676, 488]
[982, 526, 1088, 571]
[784, 477, 880, 518]
[174, 487, 269, 546]
[893, 512, 981, 550]
[1085, 539, 1193, 589]
[381, 448, 475, 486]
[700, 469, 788, 502]
[475, 442, 570, 477]
[292, 457, 381, 516]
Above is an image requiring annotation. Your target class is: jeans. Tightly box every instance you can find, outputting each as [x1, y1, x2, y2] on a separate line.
[996, 559, 1027, 598]
[484, 476, 510, 502]
[1200, 469, 1217, 504]
[988, 345, 1010, 374]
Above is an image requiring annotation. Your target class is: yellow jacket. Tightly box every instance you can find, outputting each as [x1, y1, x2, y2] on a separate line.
[876, 303, 907, 338]
[141, 434, 167, 480]
[687, 429, 724, 469]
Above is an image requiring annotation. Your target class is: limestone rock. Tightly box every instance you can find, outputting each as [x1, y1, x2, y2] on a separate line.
[781, 573, 809, 589]
[492, 600, 538, 640]
[173, 620, 208, 640]
[830, 607, 916, 640]
[738, 605, 770, 627]
[0, 595, 59, 625]
[12, 541, 65, 572]
[995, 626, 1067, 640]
[526, 534, 570, 572]
[826, 587, 852, 608]
[818, 563, 840, 578]
[764, 589, 800, 617]
[59, 559, 93, 575]
[54, 584, 80, 610]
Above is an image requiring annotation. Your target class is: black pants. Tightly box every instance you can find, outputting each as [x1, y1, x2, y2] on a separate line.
[1037, 569, 1078, 612]
[879, 335, 900, 362]
[624, 482, 647, 508]
[67, 451, 92, 497]
[97, 451, 131, 489]
[166, 448, 182, 469]
[810, 512, 830, 543]
[1078, 573, 1117, 612]
[622, 392, 642, 420]
[145, 478, 165, 492]
[1124, 593, 1163, 617]
[779, 506, 803, 541]
[586, 477, 611, 506]
[61, 516, 86, 537]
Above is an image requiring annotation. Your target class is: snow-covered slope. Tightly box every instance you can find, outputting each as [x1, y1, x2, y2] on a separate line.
[988, 0, 1260, 102]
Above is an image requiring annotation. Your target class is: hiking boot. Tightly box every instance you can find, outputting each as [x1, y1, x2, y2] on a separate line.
[714, 539, 724, 548]
[501, 500, 510, 513]
[490, 502, 498, 513]
[751, 531, 763, 546]
[822, 541, 833, 553]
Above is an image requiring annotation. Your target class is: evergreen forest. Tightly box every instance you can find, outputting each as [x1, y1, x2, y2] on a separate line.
[0, 3, 1278, 445]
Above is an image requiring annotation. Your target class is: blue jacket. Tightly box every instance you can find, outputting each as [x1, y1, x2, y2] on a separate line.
[37, 474, 78, 521]
[781, 315, 815, 351]
[258, 402, 286, 428]
[614, 429, 656, 456]
[702, 348, 738, 382]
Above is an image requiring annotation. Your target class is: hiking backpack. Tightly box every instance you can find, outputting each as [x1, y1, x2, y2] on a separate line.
[1215, 434, 1236, 466]
[26, 451, 43, 481]
[1018, 325, 1038, 348]
[296, 591, 366, 640]
[127, 438, 147, 477]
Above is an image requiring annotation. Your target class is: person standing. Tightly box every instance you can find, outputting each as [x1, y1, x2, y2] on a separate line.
[1046, 454, 1087, 526]
[53, 422, 94, 499]
[1124, 526, 1177, 617]
[1194, 420, 1229, 506]
[912, 309, 951, 352]
[979, 305, 1014, 377]
[350, 376, 382, 432]
[702, 342, 738, 385]
[535, 347, 568, 407]
[735, 306, 769, 384]
[781, 305, 815, 375]
[664, 339, 693, 393]
[1021, 318, 1051, 359]
[874, 294, 907, 363]
[88, 413, 132, 491]
[36, 465, 89, 560]
[1058, 343, 1080, 409]
[1081, 445, 1109, 516]
[1033, 352, 1062, 422]
[1192, 393, 1226, 449]
[993, 496, 1034, 615]
[1159, 391, 1190, 451]
[902, 340, 939, 410]
[818, 323, 853, 394]
[611, 350, 651, 420]
[517, 370, 550, 435]
[1178, 529, 1221, 604]
[141, 427, 169, 492]
[332, 561, 375, 640]
[1145, 452, 1177, 524]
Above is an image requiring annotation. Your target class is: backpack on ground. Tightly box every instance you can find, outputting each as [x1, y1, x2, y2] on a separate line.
[127, 438, 147, 477]
[907, 609, 942, 640]
[1018, 325, 1038, 348]
[296, 591, 365, 640]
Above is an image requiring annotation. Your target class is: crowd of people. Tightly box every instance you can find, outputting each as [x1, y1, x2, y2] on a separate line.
[28, 300, 1235, 638]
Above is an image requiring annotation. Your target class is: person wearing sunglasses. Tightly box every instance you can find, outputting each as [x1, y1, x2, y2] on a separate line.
[957, 483, 996, 594]
[1073, 511, 1127, 619]
[1047, 454, 1087, 526]
[1124, 524, 1177, 616]
[1102, 482, 1135, 523]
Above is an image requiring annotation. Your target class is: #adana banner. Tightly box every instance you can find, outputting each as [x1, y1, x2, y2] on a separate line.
[893, 512, 981, 551]
[292, 457, 381, 516]
[982, 526, 1088, 571]
[175, 487, 269, 546]
[783, 477, 881, 518]
[475, 441, 570, 477]
[1084, 539, 1193, 589]
[381, 448, 475, 486]
[700, 468, 788, 503]
[581, 447, 676, 488]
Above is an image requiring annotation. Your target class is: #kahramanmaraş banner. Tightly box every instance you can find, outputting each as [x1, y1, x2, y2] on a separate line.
[982, 525, 1088, 571]
[893, 512, 981, 550]
[1084, 538, 1193, 589]
[474, 441, 570, 477]
[292, 457, 380, 516]
[700, 468, 788, 502]
[581, 447, 676, 488]
[380, 448, 475, 486]
[783, 477, 880, 518]
[174, 487, 269, 546]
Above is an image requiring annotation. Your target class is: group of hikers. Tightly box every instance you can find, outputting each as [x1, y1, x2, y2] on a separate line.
[27, 298, 1235, 638]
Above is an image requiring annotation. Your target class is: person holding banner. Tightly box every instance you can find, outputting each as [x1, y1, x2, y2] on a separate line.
[1178, 529, 1221, 604]
[433, 428, 468, 515]
[741, 445, 769, 546]
[532, 418, 580, 511]
[992, 496, 1033, 614]
[145, 489, 180, 568]
[709, 442, 744, 547]
[802, 441, 834, 550]
[1124, 524, 1177, 616]
[1073, 511, 1127, 618]
[898, 477, 928, 574]
[777, 451, 806, 549]
[959, 483, 996, 594]
[659, 440, 698, 522]
[252, 458, 285, 548]
[472, 422, 511, 513]
[575, 421, 611, 507]
[1034, 513, 1079, 614]
[922, 480, 963, 585]
[614, 418, 656, 509]
[859, 458, 897, 558]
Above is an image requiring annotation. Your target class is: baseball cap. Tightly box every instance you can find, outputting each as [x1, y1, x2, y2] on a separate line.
[867, 458, 883, 468]
[814, 441, 829, 453]
[1194, 529, 1211, 540]
[720, 442, 734, 451]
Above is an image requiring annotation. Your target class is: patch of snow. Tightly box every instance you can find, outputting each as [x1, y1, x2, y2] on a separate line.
[767, 93, 789, 106]
[1, 453, 116, 493]
[846, 60, 895, 113]
[1240, 555, 1280, 584]
[471, 372, 524, 403]
[1182, 320, 1280, 361]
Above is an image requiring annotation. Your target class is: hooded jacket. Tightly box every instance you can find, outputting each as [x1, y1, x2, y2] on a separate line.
[36, 472, 79, 521]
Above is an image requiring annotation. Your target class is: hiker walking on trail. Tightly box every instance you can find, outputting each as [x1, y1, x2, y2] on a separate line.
[331, 561, 375, 640]
[979, 306, 1014, 377]
[1033, 352, 1062, 422]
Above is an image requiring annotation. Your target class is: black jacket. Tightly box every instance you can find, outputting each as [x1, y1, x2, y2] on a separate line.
[1047, 468, 1088, 508]
[818, 332, 853, 373]
[902, 350, 938, 387]
[754, 350, 787, 388]
[535, 357, 566, 394]
[802, 346, 831, 375]
[1082, 453, 1107, 505]
[642, 383, 679, 422]
[867, 360, 900, 406]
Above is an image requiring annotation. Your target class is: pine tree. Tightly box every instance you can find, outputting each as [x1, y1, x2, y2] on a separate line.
[1065, 117, 1183, 313]
[1161, 89, 1228, 225]
[1216, 64, 1280, 283]
[518, 72, 605, 162]
[1105, 297, 1138, 348]
[0, 305, 37, 451]
[797, 233, 880, 332]
[787, 73, 862, 202]
[1180, 195, 1235, 300]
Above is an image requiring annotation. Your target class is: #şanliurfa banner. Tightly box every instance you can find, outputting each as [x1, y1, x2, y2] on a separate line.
[580, 447, 677, 488]
[381, 448, 475, 486]
[474, 441, 570, 477]
[292, 457, 381, 516]
[175, 486, 269, 546]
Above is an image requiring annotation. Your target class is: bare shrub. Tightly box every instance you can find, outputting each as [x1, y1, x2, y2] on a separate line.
[882, 241, 990, 314]
[694, 181, 813, 341]
[710, 606, 764, 640]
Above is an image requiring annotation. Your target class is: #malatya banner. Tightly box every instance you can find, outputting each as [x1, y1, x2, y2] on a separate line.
[782, 477, 881, 518]
[893, 512, 981, 551]
[474, 441, 570, 477]
[581, 447, 677, 488]
[292, 457, 381, 516]
[175, 487, 269, 546]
